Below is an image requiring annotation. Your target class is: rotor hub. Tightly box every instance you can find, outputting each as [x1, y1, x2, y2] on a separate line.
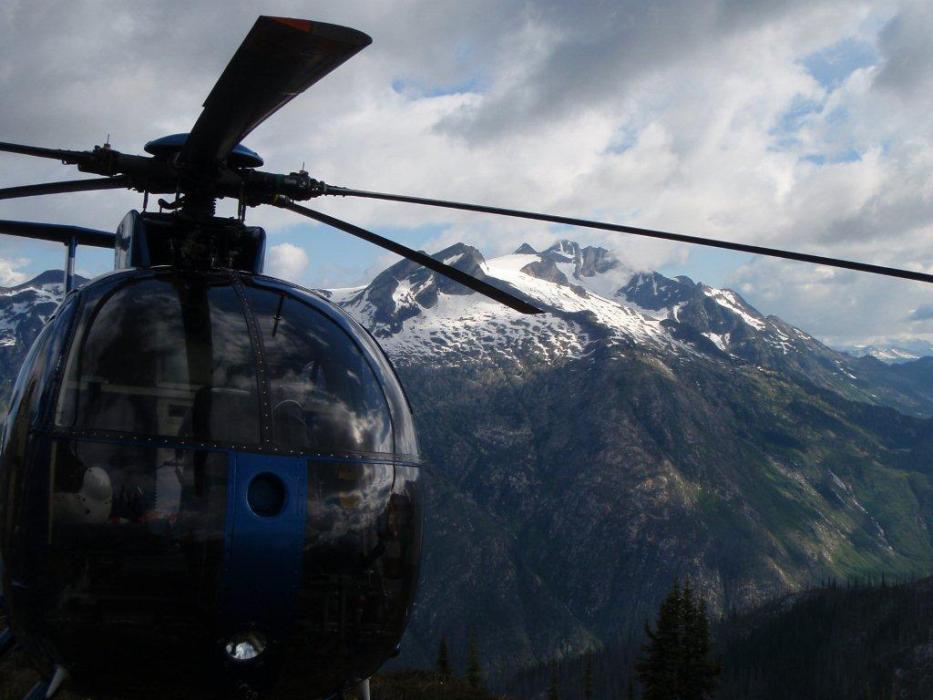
[144, 133, 264, 168]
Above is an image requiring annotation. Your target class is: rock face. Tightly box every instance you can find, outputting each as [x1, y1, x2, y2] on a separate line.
[1, 251, 932, 682]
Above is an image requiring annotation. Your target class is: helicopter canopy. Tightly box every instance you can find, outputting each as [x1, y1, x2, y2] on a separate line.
[53, 268, 418, 459]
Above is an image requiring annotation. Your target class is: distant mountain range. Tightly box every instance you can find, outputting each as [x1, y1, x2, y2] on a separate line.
[1, 245, 932, 683]
[833, 340, 933, 365]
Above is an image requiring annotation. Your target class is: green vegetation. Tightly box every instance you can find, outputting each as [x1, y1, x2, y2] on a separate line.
[716, 577, 933, 699]
[635, 579, 720, 700]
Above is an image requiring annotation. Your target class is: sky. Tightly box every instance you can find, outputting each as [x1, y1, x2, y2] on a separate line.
[0, 0, 931, 350]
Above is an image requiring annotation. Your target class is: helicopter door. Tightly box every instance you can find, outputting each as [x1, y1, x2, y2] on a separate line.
[221, 452, 307, 645]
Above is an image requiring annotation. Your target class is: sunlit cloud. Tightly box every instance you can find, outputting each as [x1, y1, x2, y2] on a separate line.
[265, 243, 310, 282]
[0, 256, 30, 286]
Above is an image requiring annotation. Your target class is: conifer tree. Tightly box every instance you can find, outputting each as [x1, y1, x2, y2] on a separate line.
[583, 652, 594, 700]
[682, 581, 720, 699]
[548, 662, 561, 700]
[636, 579, 684, 699]
[635, 578, 720, 700]
[466, 626, 483, 689]
[436, 635, 451, 677]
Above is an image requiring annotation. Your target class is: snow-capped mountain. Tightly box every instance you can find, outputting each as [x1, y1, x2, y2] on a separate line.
[327, 240, 933, 417]
[328, 240, 673, 365]
[0, 270, 76, 347]
[835, 341, 933, 365]
[330, 239, 831, 366]
[0, 271, 87, 413]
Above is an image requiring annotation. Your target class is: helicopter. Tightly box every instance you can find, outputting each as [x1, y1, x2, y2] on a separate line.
[0, 14, 931, 700]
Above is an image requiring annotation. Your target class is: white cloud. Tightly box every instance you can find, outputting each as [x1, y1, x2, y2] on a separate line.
[730, 256, 933, 348]
[264, 243, 309, 282]
[0, 256, 30, 286]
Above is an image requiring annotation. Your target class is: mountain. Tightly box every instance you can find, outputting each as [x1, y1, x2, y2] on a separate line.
[331, 240, 933, 416]
[1, 248, 932, 685]
[321, 241, 933, 676]
[0, 270, 87, 415]
[616, 271, 933, 417]
[835, 340, 933, 364]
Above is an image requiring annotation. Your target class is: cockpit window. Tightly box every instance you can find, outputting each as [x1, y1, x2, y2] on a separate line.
[243, 284, 393, 454]
[56, 274, 260, 444]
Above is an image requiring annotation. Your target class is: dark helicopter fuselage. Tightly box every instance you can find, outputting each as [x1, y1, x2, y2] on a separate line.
[0, 263, 422, 697]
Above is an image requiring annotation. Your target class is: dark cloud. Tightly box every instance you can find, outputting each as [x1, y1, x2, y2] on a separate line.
[908, 304, 933, 322]
[874, 2, 933, 96]
[813, 189, 933, 246]
[436, 0, 839, 143]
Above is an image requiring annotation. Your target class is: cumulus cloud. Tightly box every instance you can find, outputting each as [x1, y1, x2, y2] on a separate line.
[0, 256, 30, 286]
[730, 256, 932, 348]
[265, 243, 310, 282]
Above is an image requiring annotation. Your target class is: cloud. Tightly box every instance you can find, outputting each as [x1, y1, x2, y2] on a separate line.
[0, 256, 30, 286]
[908, 304, 933, 322]
[874, 0, 933, 96]
[265, 243, 310, 282]
[0, 0, 930, 348]
[729, 255, 933, 347]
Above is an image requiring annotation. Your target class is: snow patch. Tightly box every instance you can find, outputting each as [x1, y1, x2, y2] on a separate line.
[702, 287, 766, 330]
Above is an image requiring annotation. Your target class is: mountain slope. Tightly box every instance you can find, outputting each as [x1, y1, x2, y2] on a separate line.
[323, 240, 933, 674]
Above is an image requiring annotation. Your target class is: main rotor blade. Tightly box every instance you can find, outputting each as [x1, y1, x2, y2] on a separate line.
[325, 187, 933, 285]
[273, 199, 543, 315]
[0, 220, 115, 248]
[182, 17, 371, 169]
[0, 176, 130, 201]
[0, 141, 87, 163]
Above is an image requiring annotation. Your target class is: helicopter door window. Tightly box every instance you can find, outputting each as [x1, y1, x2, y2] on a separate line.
[55, 274, 261, 445]
[242, 285, 393, 454]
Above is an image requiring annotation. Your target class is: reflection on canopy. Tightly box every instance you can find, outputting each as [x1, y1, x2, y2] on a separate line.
[50, 270, 407, 456]
[244, 282, 393, 454]
[55, 275, 259, 444]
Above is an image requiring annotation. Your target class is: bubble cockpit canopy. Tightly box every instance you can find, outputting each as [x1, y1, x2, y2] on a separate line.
[53, 268, 418, 460]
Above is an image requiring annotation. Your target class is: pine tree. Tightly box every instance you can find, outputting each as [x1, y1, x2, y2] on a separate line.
[626, 678, 636, 700]
[681, 580, 720, 699]
[548, 662, 561, 700]
[466, 626, 483, 689]
[635, 578, 720, 700]
[583, 652, 594, 700]
[436, 635, 452, 677]
[635, 579, 684, 699]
